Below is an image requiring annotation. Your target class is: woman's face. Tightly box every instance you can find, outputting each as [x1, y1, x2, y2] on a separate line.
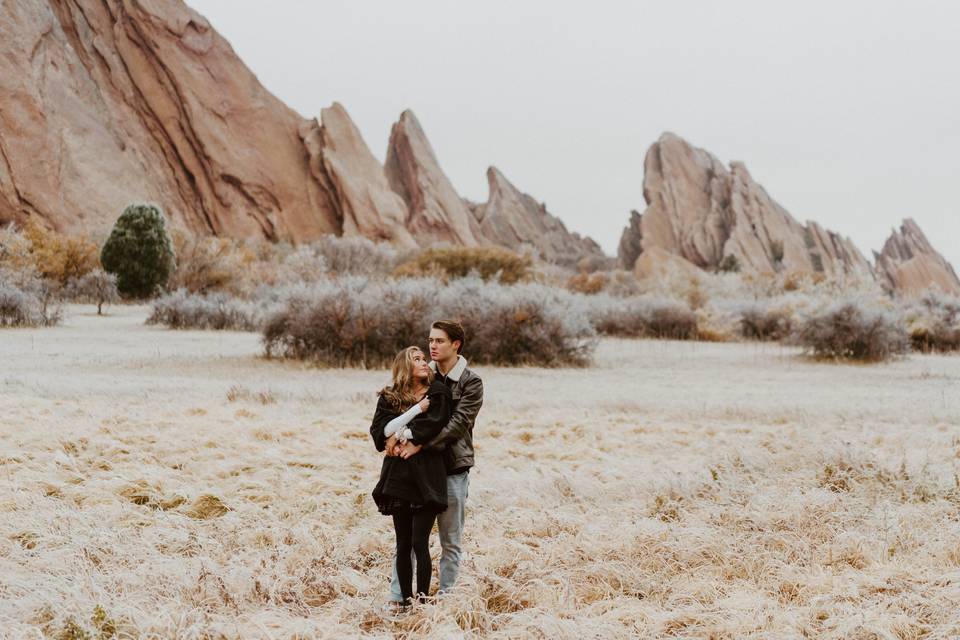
[411, 350, 430, 381]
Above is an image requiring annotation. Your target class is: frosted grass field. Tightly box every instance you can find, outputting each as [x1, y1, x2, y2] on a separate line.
[1, 305, 959, 638]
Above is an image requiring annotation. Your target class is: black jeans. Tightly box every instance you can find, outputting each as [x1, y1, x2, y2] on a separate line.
[393, 510, 437, 601]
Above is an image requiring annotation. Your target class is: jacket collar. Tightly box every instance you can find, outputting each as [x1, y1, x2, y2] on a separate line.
[429, 355, 467, 381]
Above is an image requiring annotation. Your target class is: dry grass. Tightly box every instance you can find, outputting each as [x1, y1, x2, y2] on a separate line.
[1, 307, 959, 638]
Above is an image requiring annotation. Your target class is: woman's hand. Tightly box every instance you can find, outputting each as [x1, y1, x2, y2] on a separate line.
[418, 397, 430, 412]
[385, 434, 399, 456]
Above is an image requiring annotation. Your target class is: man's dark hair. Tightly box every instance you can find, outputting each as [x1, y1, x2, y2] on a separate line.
[431, 320, 465, 354]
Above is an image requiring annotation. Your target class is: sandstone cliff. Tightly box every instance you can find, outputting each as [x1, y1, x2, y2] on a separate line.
[0, 0, 340, 240]
[874, 219, 960, 296]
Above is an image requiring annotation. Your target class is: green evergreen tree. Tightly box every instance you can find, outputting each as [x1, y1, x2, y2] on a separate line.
[100, 203, 175, 298]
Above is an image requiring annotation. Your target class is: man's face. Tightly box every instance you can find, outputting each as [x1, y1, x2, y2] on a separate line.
[429, 328, 459, 363]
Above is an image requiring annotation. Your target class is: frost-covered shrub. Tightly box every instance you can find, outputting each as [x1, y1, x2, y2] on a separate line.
[435, 278, 595, 366]
[789, 301, 909, 361]
[903, 292, 960, 353]
[394, 246, 532, 284]
[66, 269, 120, 315]
[263, 277, 594, 367]
[312, 235, 400, 276]
[147, 289, 275, 331]
[275, 245, 329, 285]
[736, 302, 795, 341]
[0, 268, 62, 327]
[590, 295, 698, 339]
[566, 270, 641, 297]
[168, 233, 255, 295]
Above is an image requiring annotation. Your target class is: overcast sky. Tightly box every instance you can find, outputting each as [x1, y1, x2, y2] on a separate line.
[189, 0, 958, 267]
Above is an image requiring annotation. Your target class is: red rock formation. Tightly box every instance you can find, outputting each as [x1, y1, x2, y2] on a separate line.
[301, 104, 416, 247]
[0, 0, 339, 240]
[874, 219, 960, 296]
[384, 110, 482, 246]
[471, 167, 606, 268]
[0, 1, 608, 263]
[619, 133, 873, 280]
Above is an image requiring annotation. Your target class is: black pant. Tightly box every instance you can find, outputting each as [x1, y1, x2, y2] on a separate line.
[393, 510, 437, 601]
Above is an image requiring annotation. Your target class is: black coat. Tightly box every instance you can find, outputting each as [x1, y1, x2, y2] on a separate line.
[370, 380, 452, 514]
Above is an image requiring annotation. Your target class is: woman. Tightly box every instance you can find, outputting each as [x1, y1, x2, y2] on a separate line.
[370, 346, 452, 609]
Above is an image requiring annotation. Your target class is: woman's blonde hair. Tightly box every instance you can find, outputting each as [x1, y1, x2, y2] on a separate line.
[379, 346, 433, 410]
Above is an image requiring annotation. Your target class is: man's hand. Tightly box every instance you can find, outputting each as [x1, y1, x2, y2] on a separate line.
[385, 434, 399, 457]
[399, 441, 422, 459]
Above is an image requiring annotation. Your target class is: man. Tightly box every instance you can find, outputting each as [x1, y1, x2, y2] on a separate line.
[386, 320, 483, 605]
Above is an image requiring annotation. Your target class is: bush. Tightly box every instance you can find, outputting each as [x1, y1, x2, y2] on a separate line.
[394, 246, 532, 284]
[312, 235, 400, 276]
[66, 269, 120, 315]
[100, 203, 175, 298]
[147, 289, 276, 331]
[789, 301, 909, 361]
[566, 272, 607, 295]
[590, 295, 698, 339]
[23, 221, 99, 287]
[277, 245, 329, 284]
[904, 292, 960, 353]
[1, 222, 98, 289]
[0, 268, 62, 327]
[262, 277, 594, 367]
[737, 302, 794, 341]
[168, 233, 253, 295]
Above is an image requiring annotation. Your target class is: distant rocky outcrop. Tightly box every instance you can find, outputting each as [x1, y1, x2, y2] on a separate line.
[618, 133, 873, 280]
[874, 219, 960, 296]
[470, 167, 607, 268]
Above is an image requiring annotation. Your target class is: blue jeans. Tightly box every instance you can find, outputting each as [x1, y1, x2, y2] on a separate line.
[389, 471, 469, 601]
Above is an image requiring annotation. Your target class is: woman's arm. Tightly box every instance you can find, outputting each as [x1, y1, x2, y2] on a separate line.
[383, 403, 423, 438]
[405, 385, 452, 446]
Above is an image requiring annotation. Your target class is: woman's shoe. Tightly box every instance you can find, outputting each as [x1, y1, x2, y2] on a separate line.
[380, 599, 413, 617]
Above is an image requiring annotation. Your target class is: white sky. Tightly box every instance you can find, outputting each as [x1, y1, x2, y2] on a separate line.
[189, 0, 959, 267]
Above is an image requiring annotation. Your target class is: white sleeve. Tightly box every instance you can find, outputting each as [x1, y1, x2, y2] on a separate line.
[384, 404, 423, 437]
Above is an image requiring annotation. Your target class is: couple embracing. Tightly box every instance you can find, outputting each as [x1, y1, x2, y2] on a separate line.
[369, 320, 483, 613]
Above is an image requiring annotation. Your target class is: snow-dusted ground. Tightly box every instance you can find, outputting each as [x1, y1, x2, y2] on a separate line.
[2, 305, 959, 638]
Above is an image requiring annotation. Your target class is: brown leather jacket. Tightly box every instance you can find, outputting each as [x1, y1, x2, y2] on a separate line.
[426, 356, 483, 472]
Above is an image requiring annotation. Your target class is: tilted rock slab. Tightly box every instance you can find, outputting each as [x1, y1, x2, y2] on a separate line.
[0, 0, 340, 240]
[384, 110, 482, 247]
[301, 104, 416, 247]
[619, 133, 873, 280]
[471, 167, 606, 268]
[874, 218, 960, 296]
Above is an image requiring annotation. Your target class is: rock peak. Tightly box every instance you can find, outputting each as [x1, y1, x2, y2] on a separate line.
[874, 218, 960, 296]
[622, 133, 873, 280]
